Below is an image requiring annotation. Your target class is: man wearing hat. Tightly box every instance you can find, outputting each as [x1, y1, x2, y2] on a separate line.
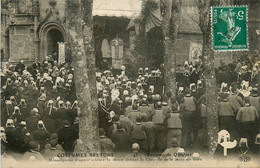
[43, 133, 64, 153]
[236, 97, 259, 148]
[152, 101, 166, 151]
[228, 85, 244, 113]
[58, 120, 78, 152]
[183, 89, 198, 146]
[127, 104, 144, 124]
[161, 138, 183, 160]
[119, 110, 133, 135]
[15, 60, 26, 75]
[249, 87, 260, 115]
[139, 98, 154, 120]
[124, 98, 133, 116]
[99, 128, 115, 153]
[44, 139, 65, 159]
[107, 114, 120, 137]
[218, 93, 237, 139]
[125, 143, 145, 159]
[254, 134, 260, 155]
[165, 103, 183, 148]
[111, 123, 132, 153]
[131, 117, 147, 152]
[141, 114, 156, 152]
[194, 80, 205, 100]
[23, 141, 44, 160]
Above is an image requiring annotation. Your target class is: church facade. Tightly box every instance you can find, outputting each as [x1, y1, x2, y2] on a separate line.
[1, 0, 260, 68]
[1, 0, 68, 63]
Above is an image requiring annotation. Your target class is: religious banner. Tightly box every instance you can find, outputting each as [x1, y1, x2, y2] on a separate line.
[111, 35, 124, 69]
[101, 38, 111, 58]
[58, 42, 65, 65]
[189, 42, 202, 66]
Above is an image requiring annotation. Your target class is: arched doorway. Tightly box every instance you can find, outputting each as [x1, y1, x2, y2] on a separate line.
[46, 29, 64, 56]
[39, 22, 66, 62]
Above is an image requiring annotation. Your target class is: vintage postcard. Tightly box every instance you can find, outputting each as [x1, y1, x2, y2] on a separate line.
[1, 0, 260, 168]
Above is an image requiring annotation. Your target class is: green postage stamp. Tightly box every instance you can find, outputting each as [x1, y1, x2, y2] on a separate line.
[211, 6, 248, 52]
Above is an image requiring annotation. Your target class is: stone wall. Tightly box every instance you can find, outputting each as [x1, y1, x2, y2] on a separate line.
[39, 0, 66, 23]
[175, 33, 202, 66]
[9, 25, 37, 62]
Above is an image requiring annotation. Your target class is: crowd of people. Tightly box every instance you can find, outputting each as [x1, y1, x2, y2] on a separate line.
[1, 55, 260, 162]
[1, 57, 78, 161]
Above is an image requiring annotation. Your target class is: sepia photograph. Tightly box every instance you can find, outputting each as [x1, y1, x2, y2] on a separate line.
[1, 0, 260, 167]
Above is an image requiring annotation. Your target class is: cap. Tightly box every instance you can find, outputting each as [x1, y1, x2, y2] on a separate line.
[192, 153, 200, 158]
[38, 120, 44, 125]
[50, 133, 58, 140]
[244, 97, 250, 103]
[131, 143, 140, 150]
[32, 108, 39, 113]
[20, 121, 27, 126]
[170, 138, 178, 146]
[177, 148, 185, 153]
[252, 87, 258, 92]
[29, 141, 39, 150]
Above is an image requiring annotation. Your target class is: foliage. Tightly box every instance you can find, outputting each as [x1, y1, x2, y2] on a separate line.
[123, 0, 164, 74]
[141, 0, 159, 24]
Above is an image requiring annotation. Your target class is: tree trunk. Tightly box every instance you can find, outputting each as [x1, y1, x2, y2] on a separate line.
[198, 0, 219, 155]
[162, 0, 181, 96]
[203, 30, 219, 155]
[66, 0, 100, 153]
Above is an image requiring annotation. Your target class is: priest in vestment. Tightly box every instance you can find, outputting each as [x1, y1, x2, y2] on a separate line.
[111, 34, 124, 70]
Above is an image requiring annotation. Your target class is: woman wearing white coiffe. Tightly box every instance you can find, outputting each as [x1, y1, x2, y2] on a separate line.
[238, 80, 251, 97]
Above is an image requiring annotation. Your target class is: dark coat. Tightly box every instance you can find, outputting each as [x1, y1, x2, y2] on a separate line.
[25, 115, 41, 132]
[111, 130, 132, 152]
[58, 126, 78, 152]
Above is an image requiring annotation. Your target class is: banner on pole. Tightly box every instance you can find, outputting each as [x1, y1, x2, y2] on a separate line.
[58, 42, 65, 65]
[189, 42, 202, 66]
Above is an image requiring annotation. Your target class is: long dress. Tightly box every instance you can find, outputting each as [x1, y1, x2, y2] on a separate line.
[111, 37, 124, 69]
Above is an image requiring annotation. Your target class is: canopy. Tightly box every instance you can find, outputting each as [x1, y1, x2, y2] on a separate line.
[92, 0, 142, 19]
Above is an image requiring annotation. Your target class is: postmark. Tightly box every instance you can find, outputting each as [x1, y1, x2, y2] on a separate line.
[211, 6, 248, 52]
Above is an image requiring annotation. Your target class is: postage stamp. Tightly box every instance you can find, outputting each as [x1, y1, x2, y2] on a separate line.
[211, 6, 248, 52]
